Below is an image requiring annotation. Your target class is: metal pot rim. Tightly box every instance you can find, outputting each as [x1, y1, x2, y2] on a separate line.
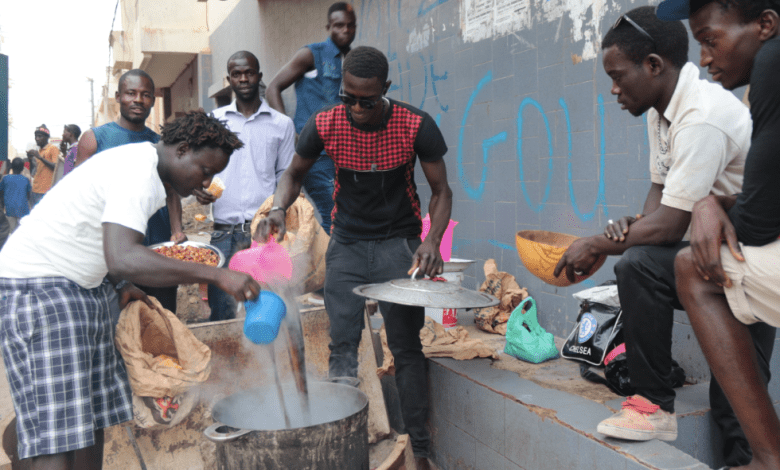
[207, 381, 368, 440]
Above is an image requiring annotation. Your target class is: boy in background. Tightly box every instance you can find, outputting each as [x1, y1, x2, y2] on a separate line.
[0, 158, 32, 232]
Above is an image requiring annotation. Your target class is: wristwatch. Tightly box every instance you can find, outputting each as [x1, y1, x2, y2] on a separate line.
[114, 280, 130, 291]
[270, 206, 286, 214]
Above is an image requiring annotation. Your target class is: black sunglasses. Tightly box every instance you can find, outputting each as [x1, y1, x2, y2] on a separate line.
[339, 84, 385, 110]
[612, 14, 656, 47]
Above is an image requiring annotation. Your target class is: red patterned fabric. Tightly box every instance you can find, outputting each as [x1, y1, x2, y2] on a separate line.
[297, 99, 447, 241]
[316, 105, 423, 172]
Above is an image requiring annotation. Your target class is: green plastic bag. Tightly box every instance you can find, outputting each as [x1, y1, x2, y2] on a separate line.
[504, 297, 559, 364]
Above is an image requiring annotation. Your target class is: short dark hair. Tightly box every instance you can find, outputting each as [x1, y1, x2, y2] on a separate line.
[65, 124, 81, 140]
[226, 51, 260, 73]
[160, 111, 243, 156]
[710, 0, 780, 23]
[328, 2, 353, 19]
[118, 69, 155, 93]
[10, 158, 24, 174]
[603, 6, 688, 69]
[343, 46, 389, 83]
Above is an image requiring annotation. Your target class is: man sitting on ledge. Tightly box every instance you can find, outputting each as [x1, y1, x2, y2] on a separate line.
[554, 8, 772, 459]
[668, 0, 780, 469]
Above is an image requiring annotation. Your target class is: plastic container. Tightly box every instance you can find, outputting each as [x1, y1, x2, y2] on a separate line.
[244, 291, 287, 344]
[420, 214, 458, 262]
[229, 238, 292, 284]
[425, 271, 465, 329]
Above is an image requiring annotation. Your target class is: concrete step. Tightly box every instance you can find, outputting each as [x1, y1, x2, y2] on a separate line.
[427, 356, 717, 470]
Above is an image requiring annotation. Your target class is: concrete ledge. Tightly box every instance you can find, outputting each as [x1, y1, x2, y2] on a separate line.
[427, 356, 713, 470]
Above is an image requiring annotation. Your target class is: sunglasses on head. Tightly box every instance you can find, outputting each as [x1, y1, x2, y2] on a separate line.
[339, 84, 385, 110]
[612, 14, 656, 48]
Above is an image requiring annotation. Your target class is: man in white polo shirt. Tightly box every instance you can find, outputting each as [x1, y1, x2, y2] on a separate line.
[554, 7, 773, 457]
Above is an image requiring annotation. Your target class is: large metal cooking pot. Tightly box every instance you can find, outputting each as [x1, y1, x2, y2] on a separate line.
[204, 381, 369, 470]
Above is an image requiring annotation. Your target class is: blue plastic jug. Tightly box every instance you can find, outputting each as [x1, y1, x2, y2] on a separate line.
[244, 291, 287, 344]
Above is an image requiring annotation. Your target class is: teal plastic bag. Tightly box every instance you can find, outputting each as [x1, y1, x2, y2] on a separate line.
[504, 297, 559, 364]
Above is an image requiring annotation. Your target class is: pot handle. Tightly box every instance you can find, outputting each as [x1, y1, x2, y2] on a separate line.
[204, 422, 252, 443]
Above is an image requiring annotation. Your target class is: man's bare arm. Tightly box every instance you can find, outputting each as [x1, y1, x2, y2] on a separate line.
[103, 223, 260, 301]
[688, 194, 742, 287]
[410, 159, 453, 277]
[605, 183, 664, 240]
[554, 183, 691, 282]
[33, 152, 55, 170]
[642, 182, 664, 215]
[266, 48, 315, 114]
[165, 185, 186, 244]
[75, 129, 98, 167]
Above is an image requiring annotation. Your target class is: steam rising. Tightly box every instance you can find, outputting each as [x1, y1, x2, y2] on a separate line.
[197, 247, 367, 431]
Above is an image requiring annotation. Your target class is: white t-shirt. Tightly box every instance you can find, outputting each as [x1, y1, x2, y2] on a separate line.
[648, 62, 751, 212]
[0, 142, 167, 289]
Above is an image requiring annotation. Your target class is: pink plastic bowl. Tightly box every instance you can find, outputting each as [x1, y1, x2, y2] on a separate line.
[229, 238, 293, 284]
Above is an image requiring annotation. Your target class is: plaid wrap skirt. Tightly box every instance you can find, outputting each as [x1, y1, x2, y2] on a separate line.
[0, 277, 133, 459]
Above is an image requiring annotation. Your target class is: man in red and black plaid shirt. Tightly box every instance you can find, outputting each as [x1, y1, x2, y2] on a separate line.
[256, 46, 452, 468]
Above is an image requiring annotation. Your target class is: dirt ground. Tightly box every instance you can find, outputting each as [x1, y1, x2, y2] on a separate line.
[174, 201, 216, 324]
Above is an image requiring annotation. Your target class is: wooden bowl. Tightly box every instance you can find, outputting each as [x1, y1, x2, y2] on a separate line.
[515, 230, 607, 287]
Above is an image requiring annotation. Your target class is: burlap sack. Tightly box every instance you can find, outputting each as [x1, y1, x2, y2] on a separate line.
[473, 259, 529, 335]
[114, 297, 211, 399]
[251, 193, 329, 293]
[377, 317, 499, 378]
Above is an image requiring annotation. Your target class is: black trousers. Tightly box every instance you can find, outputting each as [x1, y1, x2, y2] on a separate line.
[324, 237, 430, 458]
[615, 243, 774, 467]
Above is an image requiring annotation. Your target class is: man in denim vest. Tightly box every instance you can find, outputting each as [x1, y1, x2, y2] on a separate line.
[267, 2, 356, 236]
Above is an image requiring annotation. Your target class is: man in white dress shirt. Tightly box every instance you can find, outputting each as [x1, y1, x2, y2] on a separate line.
[195, 51, 295, 321]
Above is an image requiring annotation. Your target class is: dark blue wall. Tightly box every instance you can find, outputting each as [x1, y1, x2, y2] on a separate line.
[350, 1, 737, 356]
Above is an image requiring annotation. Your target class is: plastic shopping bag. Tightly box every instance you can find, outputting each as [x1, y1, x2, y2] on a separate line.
[504, 297, 559, 364]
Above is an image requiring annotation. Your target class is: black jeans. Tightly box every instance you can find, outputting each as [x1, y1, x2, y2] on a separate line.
[616, 243, 774, 466]
[208, 229, 252, 321]
[324, 237, 430, 458]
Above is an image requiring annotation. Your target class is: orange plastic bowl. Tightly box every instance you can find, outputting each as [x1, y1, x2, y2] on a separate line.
[515, 230, 607, 287]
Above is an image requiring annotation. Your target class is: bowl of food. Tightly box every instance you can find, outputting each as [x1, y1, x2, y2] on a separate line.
[148, 241, 226, 268]
[515, 230, 606, 287]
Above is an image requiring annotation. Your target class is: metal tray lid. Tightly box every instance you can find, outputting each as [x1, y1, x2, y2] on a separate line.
[353, 270, 498, 309]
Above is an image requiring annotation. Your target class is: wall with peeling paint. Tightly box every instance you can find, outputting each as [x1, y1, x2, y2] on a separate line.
[204, 0, 762, 384]
[208, 0, 335, 111]
[169, 57, 200, 118]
